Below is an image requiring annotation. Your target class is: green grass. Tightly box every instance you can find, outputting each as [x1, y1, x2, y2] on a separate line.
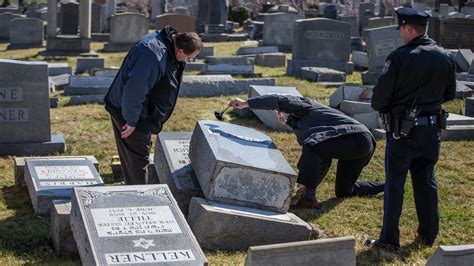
[0, 42, 473, 265]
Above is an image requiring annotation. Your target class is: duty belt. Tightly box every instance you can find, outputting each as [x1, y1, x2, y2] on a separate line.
[414, 115, 438, 127]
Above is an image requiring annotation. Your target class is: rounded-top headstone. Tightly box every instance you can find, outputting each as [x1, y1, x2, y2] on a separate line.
[268, 4, 299, 14]
[109, 12, 147, 44]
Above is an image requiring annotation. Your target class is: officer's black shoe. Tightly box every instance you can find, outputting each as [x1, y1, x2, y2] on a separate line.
[364, 239, 399, 250]
[414, 230, 435, 247]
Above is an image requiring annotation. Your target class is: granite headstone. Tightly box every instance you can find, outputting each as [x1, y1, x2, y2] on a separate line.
[187, 197, 311, 251]
[155, 13, 196, 33]
[0, 12, 24, 39]
[245, 237, 356, 266]
[154, 132, 203, 214]
[426, 244, 474, 266]
[60, 2, 79, 35]
[70, 185, 208, 265]
[362, 25, 402, 85]
[0, 59, 66, 156]
[439, 18, 474, 50]
[104, 12, 148, 52]
[25, 159, 104, 215]
[289, 18, 352, 75]
[248, 85, 303, 131]
[189, 120, 297, 213]
[263, 12, 304, 51]
[8, 17, 43, 48]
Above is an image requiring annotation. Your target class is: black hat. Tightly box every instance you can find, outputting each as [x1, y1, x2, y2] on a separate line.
[395, 6, 430, 29]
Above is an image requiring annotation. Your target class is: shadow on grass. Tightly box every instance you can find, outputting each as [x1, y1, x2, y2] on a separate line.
[293, 197, 344, 222]
[0, 185, 79, 264]
[357, 241, 426, 264]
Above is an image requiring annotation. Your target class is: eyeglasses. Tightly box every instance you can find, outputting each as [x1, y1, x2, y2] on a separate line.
[185, 54, 195, 63]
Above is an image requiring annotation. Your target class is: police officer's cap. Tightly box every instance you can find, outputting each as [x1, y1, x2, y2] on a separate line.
[395, 6, 430, 29]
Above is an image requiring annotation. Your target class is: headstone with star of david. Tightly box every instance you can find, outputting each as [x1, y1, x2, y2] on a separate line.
[70, 185, 208, 265]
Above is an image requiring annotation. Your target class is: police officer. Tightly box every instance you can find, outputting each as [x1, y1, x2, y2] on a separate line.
[366, 6, 456, 248]
[229, 95, 385, 209]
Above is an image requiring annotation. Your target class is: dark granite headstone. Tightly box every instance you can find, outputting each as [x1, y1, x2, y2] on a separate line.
[362, 25, 402, 85]
[154, 132, 203, 214]
[0, 11, 24, 39]
[0, 59, 66, 156]
[60, 2, 79, 35]
[91, 2, 103, 33]
[288, 18, 353, 75]
[8, 17, 43, 48]
[25, 159, 104, 215]
[263, 12, 304, 51]
[439, 18, 474, 50]
[323, 5, 337, 20]
[70, 185, 208, 265]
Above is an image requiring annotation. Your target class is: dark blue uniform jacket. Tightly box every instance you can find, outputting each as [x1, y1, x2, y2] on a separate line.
[104, 26, 185, 134]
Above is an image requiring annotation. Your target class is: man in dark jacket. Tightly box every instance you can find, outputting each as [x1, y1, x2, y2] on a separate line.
[104, 26, 202, 184]
[366, 7, 456, 249]
[229, 95, 385, 209]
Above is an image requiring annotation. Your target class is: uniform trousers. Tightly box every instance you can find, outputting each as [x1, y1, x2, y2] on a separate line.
[380, 126, 440, 247]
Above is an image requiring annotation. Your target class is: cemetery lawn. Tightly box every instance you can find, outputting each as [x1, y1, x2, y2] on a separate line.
[0, 42, 473, 265]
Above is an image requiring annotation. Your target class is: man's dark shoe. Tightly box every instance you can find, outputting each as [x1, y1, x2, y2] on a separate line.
[291, 198, 321, 209]
[365, 239, 399, 250]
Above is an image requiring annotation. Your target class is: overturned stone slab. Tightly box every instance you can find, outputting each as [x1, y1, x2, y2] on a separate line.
[340, 100, 374, 115]
[298, 67, 346, 84]
[426, 244, 474, 266]
[187, 197, 311, 251]
[0, 135, 66, 157]
[65, 76, 114, 96]
[48, 63, 72, 76]
[202, 64, 254, 75]
[329, 84, 374, 108]
[51, 200, 78, 257]
[372, 126, 474, 141]
[457, 81, 474, 99]
[448, 113, 474, 126]
[49, 74, 70, 92]
[205, 56, 249, 65]
[202, 56, 254, 75]
[455, 49, 473, 72]
[184, 62, 205, 72]
[91, 68, 119, 77]
[68, 95, 105, 105]
[196, 46, 214, 59]
[353, 112, 382, 129]
[255, 53, 286, 67]
[70, 185, 208, 265]
[25, 159, 104, 215]
[249, 85, 303, 131]
[466, 97, 474, 117]
[154, 132, 203, 214]
[352, 51, 368, 68]
[245, 237, 356, 266]
[236, 46, 279, 56]
[189, 120, 297, 213]
[14, 155, 99, 187]
[76, 57, 104, 74]
[179, 75, 275, 97]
